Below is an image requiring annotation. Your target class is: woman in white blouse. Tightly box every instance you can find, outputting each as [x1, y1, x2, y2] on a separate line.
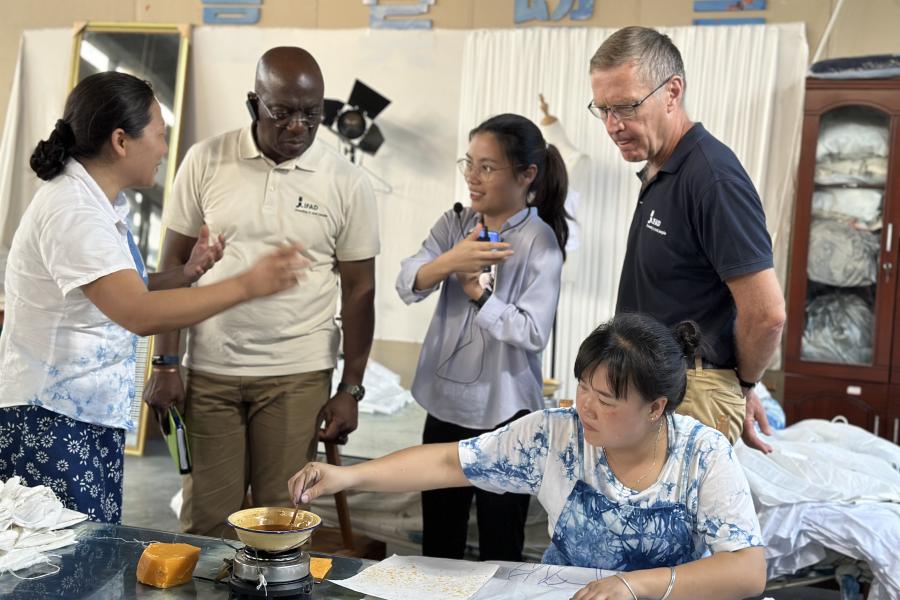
[0, 72, 305, 523]
[289, 314, 766, 600]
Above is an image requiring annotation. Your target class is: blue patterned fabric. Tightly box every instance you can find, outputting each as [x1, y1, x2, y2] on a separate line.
[0, 405, 125, 524]
[544, 481, 697, 569]
[459, 409, 763, 571]
[543, 419, 697, 570]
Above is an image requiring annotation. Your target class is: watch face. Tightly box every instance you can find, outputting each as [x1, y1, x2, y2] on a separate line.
[340, 383, 365, 401]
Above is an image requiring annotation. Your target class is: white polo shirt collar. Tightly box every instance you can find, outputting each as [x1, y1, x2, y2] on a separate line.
[237, 126, 325, 172]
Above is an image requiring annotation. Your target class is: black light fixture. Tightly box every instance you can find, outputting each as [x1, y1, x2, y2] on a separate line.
[322, 80, 390, 159]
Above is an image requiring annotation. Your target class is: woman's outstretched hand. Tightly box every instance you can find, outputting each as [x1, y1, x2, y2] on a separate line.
[288, 461, 353, 505]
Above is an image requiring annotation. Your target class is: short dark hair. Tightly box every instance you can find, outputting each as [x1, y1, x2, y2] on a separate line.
[30, 71, 155, 181]
[574, 313, 702, 413]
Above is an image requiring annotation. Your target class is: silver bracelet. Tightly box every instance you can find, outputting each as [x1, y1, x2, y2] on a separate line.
[613, 573, 638, 600]
[660, 566, 677, 600]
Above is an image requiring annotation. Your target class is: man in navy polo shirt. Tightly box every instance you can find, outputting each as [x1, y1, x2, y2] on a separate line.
[589, 26, 785, 452]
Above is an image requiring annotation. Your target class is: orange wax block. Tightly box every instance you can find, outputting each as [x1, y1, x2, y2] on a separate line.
[310, 557, 333, 580]
[136, 542, 201, 589]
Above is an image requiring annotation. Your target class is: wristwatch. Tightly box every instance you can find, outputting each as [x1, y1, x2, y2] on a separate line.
[337, 382, 366, 402]
[151, 354, 179, 367]
[736, 372, 757, 390]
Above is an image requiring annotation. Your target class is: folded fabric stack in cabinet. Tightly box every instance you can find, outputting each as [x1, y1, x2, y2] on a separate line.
[815, 156, 887, 186]
[815, 116, 889, 184]
[803, 110, 887, 363]
[812, 188, 883, 230]
[801, 292, 873, 364]
[806, 219, 880, 287]
[0, 476, 87, 574]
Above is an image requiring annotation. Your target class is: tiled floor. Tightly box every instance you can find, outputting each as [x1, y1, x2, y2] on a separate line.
[122, 434, 181, 532]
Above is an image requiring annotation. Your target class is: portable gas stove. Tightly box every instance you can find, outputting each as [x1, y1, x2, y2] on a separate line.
[227, 546, 314, 598]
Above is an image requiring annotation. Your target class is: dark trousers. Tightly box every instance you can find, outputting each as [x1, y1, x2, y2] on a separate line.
[0, 405, 125, 524]
[421, 411, 531, 561]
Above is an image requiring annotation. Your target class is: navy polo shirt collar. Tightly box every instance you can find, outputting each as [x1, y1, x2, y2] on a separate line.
[636, 122, 709, 182]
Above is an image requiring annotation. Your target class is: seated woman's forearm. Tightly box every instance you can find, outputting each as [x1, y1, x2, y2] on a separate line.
[346, 443, 469, 493]
[628, 548, 766, 600]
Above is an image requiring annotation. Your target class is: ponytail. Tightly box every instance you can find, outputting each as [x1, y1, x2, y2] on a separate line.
[534, 143, 570, 260]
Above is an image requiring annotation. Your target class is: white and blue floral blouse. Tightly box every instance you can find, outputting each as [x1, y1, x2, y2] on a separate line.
[459, 408, 763, 571]
[0, 160, 144, 430]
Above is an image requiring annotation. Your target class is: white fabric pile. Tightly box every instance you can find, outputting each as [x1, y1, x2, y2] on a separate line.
[736, 420, 900, 600]
[332, 359, 415, 415]
[0, 476, 87, 575]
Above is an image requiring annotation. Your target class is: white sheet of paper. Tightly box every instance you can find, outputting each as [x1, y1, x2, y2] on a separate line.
[331, 554, 499, 600]
[472, 562, 619, 600]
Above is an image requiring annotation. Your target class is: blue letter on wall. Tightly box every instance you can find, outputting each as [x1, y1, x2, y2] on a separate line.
[203, 0, 262, 25]
[364, 0, 435, 29]
[515, 0, 594, 24]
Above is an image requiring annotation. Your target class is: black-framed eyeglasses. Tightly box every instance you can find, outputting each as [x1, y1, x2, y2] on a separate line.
[252, 92, 323, 128]
[456, 158, 518, 181]
[587, 75, 674, 121]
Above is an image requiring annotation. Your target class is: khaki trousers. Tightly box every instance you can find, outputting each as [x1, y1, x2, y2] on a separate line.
[179, 369, 331, 537]
[676, 360, 745, 444]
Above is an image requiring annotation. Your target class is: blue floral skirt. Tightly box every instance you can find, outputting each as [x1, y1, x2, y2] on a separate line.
[0, 405, 125, 524]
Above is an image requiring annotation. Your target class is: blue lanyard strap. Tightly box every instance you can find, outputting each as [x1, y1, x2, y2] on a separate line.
[126, 229, 149, 285]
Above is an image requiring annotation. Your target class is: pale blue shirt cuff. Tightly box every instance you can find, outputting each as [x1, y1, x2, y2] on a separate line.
[474, 292, 505, 328]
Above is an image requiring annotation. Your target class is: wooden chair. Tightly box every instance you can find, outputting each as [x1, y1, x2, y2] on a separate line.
[307, 442, 386, 560]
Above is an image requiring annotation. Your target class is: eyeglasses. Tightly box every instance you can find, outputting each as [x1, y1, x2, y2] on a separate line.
[456, 158, 517, 181]
[254, 93, 323, 128]
[587, 75, 674, 121]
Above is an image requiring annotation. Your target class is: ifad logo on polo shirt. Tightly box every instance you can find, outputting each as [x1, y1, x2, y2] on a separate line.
[646, 210, 667, 236]
[295, 196, 328, 218]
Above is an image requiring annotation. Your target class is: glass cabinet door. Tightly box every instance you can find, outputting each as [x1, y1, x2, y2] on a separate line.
[800, 106, 889, 366]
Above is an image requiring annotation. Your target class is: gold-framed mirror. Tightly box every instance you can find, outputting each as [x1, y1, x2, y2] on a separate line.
[70, 22, 190, 455]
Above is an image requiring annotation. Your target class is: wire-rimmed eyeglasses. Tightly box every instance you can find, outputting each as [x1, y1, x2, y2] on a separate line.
[588, 75, 674, 121]
[252, 93, 323, 128]
[456, 158, 518, 181]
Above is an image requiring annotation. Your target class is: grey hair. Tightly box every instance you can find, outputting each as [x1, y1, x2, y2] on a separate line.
[590, 26, 686, 96]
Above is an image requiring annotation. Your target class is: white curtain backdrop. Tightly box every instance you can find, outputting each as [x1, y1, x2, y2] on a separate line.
[0, 29, 72, 301]
[455, 25, 808, 399]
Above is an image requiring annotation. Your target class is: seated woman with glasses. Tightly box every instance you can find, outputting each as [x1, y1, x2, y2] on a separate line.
[388, 113, 569, 562]
[289, 314, 766, 600]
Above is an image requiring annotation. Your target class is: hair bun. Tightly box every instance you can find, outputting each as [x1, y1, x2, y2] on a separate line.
[29, 124, 71, 181]
[672, 320, 701, 361]
[53, 119, 76, 149]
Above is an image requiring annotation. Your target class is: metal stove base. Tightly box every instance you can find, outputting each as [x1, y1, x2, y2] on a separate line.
[228, 573, 314, 598]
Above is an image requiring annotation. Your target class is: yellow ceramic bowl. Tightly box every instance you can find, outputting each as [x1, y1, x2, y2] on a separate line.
[227, 507, 321, 552]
